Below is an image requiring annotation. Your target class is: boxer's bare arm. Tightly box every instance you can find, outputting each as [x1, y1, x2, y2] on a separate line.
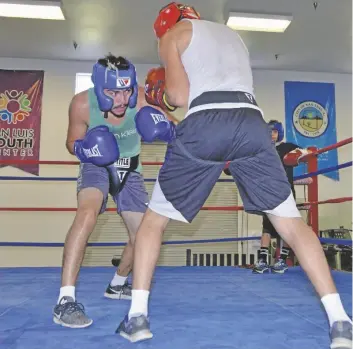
[66, 91, 89, 154]
[158, 21, 191, 108]
[137, 86, 179, 124]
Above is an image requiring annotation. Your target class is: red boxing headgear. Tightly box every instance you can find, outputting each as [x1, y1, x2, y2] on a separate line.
[154, 2, 200, 39]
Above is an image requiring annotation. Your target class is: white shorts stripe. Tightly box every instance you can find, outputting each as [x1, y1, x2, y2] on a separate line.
[148, 178, 189, 223]
[263, 192, 301, 218]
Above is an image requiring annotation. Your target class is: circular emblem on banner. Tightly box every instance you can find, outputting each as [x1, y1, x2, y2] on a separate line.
[293, 101, 328, 138]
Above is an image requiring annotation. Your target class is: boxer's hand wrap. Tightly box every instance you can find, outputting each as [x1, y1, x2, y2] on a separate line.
[162, 92, 176, 112]
[74, 125, 120, 166]
[145, 67, 177, 112]
[135, 106, 176, 143]
[283, 148, 310, 167]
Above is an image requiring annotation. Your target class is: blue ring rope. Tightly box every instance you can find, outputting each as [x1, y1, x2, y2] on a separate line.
[0, 237, 350, 247]
[0, 237, 260, 247]
[294, 161, 352, 180]
[319, 238, 352, 246]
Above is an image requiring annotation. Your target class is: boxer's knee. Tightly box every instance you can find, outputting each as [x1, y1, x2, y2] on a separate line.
[266, 215, 307, 248]
[142, 208, 170, 234]
[74, 188, 105, 230]
[121, 211, 145, 244]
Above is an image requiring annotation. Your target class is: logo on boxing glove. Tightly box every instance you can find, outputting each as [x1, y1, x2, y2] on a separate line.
[150, 113, 169, 124]
[135, 106, 175, 143]
[82, 144, 103, 158]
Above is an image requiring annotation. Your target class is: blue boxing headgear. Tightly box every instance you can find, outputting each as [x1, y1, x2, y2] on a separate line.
[91, 58, 138, 112]
[268, 120, 284, 142]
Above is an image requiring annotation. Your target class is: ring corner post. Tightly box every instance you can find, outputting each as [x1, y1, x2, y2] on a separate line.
[307, 147, 319, 235]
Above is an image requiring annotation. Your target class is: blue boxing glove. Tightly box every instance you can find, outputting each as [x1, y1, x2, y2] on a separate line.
[74, 125, 119, 166]
[135, 106, 176, 143]
[74, 126, 121, 195]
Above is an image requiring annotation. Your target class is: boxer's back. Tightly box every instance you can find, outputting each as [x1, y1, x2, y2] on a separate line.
[181, 19, 254, 108]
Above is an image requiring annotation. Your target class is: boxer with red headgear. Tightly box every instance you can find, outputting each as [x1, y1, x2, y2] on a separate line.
[153, 2, 200, 38]
[53, 53, 177, 329]
[116, 4, 352, 347]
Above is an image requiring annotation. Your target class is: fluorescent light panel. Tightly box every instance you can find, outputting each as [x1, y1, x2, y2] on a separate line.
[227, 12, 292, 33]
[0, 0, 65, 20]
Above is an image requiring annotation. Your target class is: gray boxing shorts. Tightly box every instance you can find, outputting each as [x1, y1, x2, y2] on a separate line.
[149, 92, 300, 223]
[77, 163, 149, 214]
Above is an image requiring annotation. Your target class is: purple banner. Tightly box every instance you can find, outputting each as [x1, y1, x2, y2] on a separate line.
[0, 70, 44, 175]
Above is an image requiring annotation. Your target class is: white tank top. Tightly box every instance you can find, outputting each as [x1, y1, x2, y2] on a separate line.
[181, 19, 262, 118]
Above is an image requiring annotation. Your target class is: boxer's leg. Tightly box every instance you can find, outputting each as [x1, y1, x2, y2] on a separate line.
[253, 216, 272, 273]
[258, 216, 290, 274]
[268, 205, 353, 349]
[267, 204, 349, 307]
[271, 238, 291, 274]
[117, 137, 224, 342]
[105, 173, 148, 300]
[53, 163, 109, 328]
[231, 139, 352, 348]
[272, 238, 292, 273]
[61, 188, 104, 287]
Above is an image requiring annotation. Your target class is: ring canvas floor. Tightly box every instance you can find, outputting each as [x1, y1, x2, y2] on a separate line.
[0, 266, 351, 349]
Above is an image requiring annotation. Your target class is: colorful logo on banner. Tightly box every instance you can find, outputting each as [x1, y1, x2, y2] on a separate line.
[284, 81, 339, 181]
[0, 70, 44, 176]
[0, 90, 32, 124]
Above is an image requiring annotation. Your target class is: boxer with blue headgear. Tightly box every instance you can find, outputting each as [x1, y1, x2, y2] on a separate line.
[53, 53, 179, 330]
[91, 54, 138, 117]
[268, 119, 284, 143]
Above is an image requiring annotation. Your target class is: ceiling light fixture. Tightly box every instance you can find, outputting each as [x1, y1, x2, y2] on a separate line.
[226, 12, 292, 33]
[0, 0, 65, 20]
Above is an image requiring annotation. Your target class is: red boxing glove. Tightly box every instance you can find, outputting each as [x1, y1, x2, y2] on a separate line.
[283, 148, 310, 167]
[144, 67, 177, 112]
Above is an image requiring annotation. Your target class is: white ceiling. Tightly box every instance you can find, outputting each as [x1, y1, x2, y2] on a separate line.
[0, 0, 351, 73]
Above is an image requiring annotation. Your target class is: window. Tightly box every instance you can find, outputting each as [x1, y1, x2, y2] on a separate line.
[75, 73, 93, 94]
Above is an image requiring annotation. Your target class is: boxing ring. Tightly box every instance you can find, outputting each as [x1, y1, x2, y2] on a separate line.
[0, 138, 352, 349]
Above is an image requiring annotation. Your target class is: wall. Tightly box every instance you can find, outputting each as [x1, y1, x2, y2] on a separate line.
[244, 70, 352, 256]
[253, 70, 352, 232]
[0, 58, 351, 267]
[0, 58, 239, 267]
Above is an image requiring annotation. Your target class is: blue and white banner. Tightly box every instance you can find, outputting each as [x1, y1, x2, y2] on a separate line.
[284, 81, 339, 181]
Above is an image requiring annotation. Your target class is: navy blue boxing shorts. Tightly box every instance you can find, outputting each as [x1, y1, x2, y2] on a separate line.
[149, 91, 301, 223]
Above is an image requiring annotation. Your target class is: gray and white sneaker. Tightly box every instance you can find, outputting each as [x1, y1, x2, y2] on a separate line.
[330, 321, 352, 349]
[116, 314, 153, 343]
[53, 296, 93, 328]
[104, 282, 132, 300]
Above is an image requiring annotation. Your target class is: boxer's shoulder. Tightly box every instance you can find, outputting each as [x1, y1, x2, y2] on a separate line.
[173, 18, 193, 33]
[160, 20, 192, 50]
[137, 85, 147, 109]
[69, 90, 89, 124]
[71, 90, 89, 107]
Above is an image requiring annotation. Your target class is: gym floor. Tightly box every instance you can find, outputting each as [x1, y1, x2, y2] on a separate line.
[0, 266, 351, 349]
